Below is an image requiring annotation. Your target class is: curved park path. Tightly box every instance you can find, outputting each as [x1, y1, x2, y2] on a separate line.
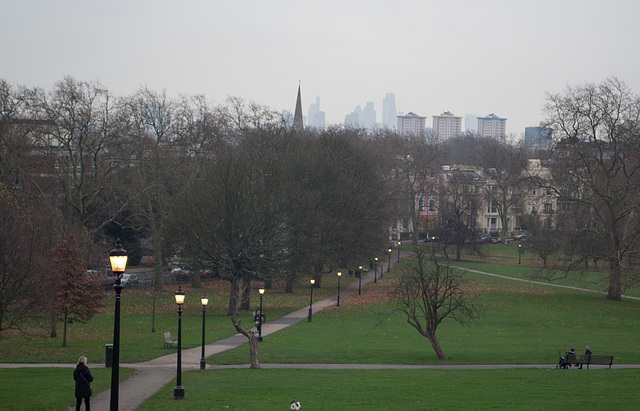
[2, 249, 639, 411]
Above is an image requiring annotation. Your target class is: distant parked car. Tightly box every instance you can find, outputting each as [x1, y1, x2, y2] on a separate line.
[478, 234, 492, 243]
[491, 237, 502, 244]
[121, 274, 138, 287]
[171, 266, 191, 281]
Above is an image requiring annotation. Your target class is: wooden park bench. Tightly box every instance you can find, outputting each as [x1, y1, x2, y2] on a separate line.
[558, 352, 613, 369]
[163, 331, 178, 348]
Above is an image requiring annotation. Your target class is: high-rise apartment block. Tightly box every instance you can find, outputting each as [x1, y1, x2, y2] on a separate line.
[382, 93, 397, 130]
[477, 113, 507, 139]
[432, 111, 462, 140]
[397, 112, 426, 137]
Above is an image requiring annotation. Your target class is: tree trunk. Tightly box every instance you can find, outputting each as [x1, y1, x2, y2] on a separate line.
[49, 310, 57, 338]
[231, 317, 260, 369]
[192, 270, 202, 288]
[427, 331, 448, 360]
[228, 277, 241, 315]
[285, 277, 294, 293]
[62, 313, 68, 347]
[607, 258, 622, 301]
[240, 277, 251, 310]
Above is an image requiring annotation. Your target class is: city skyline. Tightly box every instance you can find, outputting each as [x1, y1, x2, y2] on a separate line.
[2, 1, 639, 137]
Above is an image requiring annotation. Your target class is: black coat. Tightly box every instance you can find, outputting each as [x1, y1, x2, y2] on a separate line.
[73, 363, 94, 398]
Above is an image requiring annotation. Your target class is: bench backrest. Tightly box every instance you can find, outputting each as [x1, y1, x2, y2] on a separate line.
[566, 354, 613, 366]
[163, 332, 172, 341]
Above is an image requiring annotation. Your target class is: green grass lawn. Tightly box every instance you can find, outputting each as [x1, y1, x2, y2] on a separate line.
[0, 367, 135, 411]
[138, 368, 640, 410]
[1, 246, 639, 410]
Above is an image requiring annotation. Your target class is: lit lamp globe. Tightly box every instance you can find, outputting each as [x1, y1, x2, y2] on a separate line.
[109, 239, 128, 276]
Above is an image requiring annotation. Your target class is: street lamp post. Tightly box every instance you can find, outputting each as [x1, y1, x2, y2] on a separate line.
[358, 265, 363, 295]
[109, 239, 127, 411]
[258, 288, 265, 342]
[397, 241, 401, 262]
[336, 272, 342, 307]
[431, 236, 436, 256]
[518, 244, 522, 265]
[308, 279, 315, 322]
[387, 248, 392, 273]
[174, 287, 186, 400]
[374, 257, 378, 283]
[200, 293, 208, 370]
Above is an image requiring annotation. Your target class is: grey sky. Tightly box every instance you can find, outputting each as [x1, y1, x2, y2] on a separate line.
[2, 0, 639, 136]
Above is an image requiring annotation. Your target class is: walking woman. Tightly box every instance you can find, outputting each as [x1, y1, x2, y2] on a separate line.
[73, 356, 94, 411]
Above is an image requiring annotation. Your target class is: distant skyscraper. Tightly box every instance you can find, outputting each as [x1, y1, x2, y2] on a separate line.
[477, 113, 507, 139]
[307, 96, 326, 130]
[293, 84, 303, 132]
[345, 105, 363, 128]
[362, 102, 376, 130]
[382, 93, 397, 130]
[524, 127, 552, 147]
[432, 111, 462, 140]
[397, 112, 426, 137]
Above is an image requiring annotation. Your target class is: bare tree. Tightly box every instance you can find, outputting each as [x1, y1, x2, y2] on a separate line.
[475, 138, 528, 242]
[542, 77, 640, 300]
[0, 189, 50, 335]
[231, 316, 260, 369]
[438, 169, 483, 261]
[394, 247, 481, 359]
[377, 131, 440, 245]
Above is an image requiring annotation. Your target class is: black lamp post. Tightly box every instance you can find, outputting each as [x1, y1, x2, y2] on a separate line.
[200, 293, 208, 370]
[336, 272, 342, 307]
[387, 248, 392, 273]
[308, 279, 315, 322]
[518, 244, 522, 265]
[258, 288, 265, 342]
[397, 241, 401, 262]
[358, 265, 363, 295]
[431, 236, 436, 256]
[109, 239, 127, 411]
[174, 287, 186, 400]
[374, 257, 378, 283]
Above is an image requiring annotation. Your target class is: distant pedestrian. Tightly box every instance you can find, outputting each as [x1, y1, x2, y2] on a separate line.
[74, 356, 93, 411]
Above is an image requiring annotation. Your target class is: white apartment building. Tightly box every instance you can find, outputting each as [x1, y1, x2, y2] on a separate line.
[432, 111, 463, 140]
[397, 112, 427, 137]
[477, 113, 507, 139]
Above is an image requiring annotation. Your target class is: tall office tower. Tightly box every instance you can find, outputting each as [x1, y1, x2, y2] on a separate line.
[477, 113, 507, 139]
[432, 111, 463, 140]
[382, 93, 397, 129]
[307, 96, 326, 130]
[293, 84, 303, 132]
[524, 127, 552, 147]
[362, 102, 376, 130]
[345, 105, 363, 128]
[396, 112, 427, 137]
[464, 114, 478, 132]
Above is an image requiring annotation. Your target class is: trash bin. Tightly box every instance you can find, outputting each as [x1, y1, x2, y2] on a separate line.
[105, 344, 114, 368]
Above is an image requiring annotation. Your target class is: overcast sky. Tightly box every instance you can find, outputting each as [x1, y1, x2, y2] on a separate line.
[2, 0, 639, 136]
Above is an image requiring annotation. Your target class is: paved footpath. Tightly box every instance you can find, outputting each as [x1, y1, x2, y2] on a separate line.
[2, 250, 639, 410]
[77, 255, 398, 410]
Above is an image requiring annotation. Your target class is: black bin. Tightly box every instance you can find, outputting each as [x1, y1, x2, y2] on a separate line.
[105, 344, 114, 367]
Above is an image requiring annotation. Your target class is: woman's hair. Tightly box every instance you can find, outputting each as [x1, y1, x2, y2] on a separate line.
[77, 356, 88, 365]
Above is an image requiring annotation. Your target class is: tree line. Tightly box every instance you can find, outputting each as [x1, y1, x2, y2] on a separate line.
[1, 75, 639, 338]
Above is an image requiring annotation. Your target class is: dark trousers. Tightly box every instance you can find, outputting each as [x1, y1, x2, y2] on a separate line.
[76, 396, 90, 411]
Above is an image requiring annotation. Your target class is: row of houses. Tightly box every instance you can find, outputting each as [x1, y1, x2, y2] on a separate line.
[394, 158, 558, 242]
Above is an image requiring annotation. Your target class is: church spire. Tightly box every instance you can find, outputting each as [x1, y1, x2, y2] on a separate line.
[293, 82, 303, 132]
